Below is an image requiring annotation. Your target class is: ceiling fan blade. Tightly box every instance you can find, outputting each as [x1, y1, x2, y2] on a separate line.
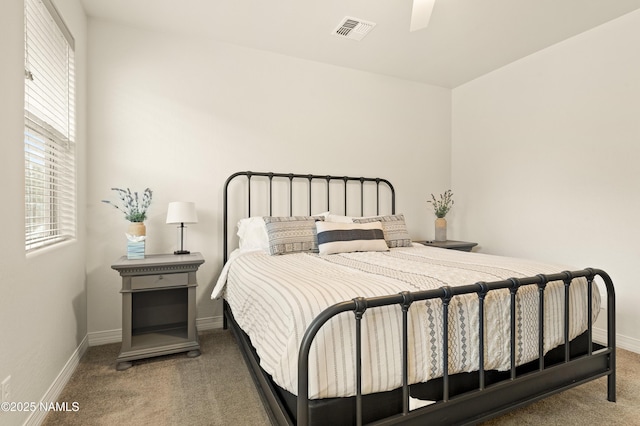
[410, 0, 436, 32]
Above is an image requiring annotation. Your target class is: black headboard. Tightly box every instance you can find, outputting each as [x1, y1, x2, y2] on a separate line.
[223, 171, 395, 262]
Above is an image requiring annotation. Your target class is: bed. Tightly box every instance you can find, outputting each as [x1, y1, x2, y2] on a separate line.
[213, 171, 616, 426]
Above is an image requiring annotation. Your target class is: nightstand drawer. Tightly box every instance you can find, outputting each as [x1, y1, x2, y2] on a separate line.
[131, 272, 188, 290]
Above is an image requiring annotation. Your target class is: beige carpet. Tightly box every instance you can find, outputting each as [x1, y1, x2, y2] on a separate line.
[43, 329, 639, 425]
[43, 329, 271, 426]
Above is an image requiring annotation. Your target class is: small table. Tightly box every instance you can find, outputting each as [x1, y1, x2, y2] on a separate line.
[416, 240, 478, 252]
[111, 253, 205, 371]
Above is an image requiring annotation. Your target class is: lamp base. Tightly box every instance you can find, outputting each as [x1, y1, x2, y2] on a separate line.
[174, 250, 191, 255]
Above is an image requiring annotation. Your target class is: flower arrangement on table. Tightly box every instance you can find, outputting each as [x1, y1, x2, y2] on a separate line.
[102, 187, 153, 222]
[103, 187, 153, 259]
[427, 189, 454, 242]
[427, 189, 454, 218]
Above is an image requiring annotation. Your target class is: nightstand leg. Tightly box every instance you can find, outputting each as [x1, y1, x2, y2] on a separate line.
[116, 361, 133, 371]
[187, 350, 201, 358]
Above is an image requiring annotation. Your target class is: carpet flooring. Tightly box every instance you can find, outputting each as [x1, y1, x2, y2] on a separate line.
[43, 329, 270, 426]
[43, 329, 639, 425]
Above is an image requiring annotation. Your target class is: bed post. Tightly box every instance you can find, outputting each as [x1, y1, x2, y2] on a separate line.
[594, 268, 616, 402]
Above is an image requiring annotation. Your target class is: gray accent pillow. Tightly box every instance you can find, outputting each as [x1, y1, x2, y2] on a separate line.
[264, 216, 325, 255]
[353, 214, 412, 248]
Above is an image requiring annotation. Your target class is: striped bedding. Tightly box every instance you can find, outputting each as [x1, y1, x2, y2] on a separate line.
[211, 245, 600, 399]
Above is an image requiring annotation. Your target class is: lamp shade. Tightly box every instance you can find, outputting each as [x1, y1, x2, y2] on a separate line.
[166, 202, 198, 224]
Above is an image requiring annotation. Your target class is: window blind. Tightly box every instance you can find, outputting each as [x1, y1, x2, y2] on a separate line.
[24, 0, 76, 251]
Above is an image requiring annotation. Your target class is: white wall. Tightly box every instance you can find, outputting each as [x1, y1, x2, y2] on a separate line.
[85, 20, 451, 337]
[452, 10, 640, 351]
[0, 0, 87, 425]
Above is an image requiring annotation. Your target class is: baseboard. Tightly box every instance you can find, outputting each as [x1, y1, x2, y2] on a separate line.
[196, 315, 224, 331]
[87, 328, 122, 346]
[87, 318, 637, 352]
[616, 333, 640, 353]
[87, 316, 224, 346]
[24, 335, 88, 426]
[593, 326, 640, 354]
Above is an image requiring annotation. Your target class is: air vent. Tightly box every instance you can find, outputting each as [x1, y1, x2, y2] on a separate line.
[333, 16, 376, 41]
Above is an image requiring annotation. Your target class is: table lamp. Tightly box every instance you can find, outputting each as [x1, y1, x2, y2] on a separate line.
[166, 201, 198, 254]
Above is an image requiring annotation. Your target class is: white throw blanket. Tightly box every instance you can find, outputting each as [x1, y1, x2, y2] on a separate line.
[212, 245, 600, 399]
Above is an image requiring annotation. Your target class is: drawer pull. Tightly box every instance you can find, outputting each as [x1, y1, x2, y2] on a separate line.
[131, 272, 188, 290]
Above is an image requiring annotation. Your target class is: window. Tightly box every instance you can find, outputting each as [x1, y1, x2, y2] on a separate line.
[24, 0, 76, 251]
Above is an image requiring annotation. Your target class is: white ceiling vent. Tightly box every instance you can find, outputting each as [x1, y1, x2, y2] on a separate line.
[333, 17, 376, 41]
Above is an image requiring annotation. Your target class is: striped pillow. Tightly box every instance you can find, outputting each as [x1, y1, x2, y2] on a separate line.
[353, 214, 412, 248]
[264, 216, 324, 255]
[316, 221, 389, 255]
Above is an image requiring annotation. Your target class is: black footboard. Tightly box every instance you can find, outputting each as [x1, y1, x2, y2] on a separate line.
[296, 269, 615, 426]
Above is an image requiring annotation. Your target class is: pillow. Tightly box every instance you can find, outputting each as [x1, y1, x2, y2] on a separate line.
[316, 221, 389, 255]
[237, 217, 269, 251]
[353, 214, 412, 248]
[325, 213, 356, 223]
[264, 216, 325, 255]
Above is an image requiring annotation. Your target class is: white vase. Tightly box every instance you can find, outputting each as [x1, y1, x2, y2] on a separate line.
[435, 218, 447, 242]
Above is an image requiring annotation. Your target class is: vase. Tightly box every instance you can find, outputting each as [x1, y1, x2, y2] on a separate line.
[435, 218, 447, 242]
[127, 222, 146, 237]
[126, 222, 146, 259]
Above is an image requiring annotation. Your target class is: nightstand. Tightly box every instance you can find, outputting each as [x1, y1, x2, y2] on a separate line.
[111, 252, 205, 371]
[416, 240, 478, 252]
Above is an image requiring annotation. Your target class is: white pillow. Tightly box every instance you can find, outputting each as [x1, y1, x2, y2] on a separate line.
[326, 213, 384, 223]
[325, 213, 356, 223]
[316, 221, 389, 255]
[237, 217, 269, 252]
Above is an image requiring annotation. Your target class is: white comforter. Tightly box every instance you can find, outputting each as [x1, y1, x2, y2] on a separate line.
[212, 245, 599, 399]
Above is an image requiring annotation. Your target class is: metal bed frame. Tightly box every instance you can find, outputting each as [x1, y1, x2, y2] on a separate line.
[222, 171, 616, 426]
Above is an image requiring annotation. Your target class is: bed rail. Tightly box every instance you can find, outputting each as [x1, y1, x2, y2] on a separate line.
[297, 268, 616, 426]
[223, 171, 395, 263]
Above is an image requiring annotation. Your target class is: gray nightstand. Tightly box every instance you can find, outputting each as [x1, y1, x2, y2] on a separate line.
[111, 252, 205, 371]
[416, 240, 478, 252]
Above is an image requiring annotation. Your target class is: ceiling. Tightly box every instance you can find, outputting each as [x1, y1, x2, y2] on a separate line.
[79, 0, 640, 88]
